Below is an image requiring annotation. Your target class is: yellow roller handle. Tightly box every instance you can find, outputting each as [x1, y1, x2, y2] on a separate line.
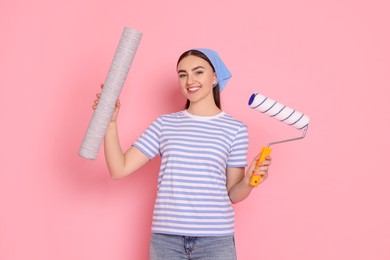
[249, 147, 272, 187]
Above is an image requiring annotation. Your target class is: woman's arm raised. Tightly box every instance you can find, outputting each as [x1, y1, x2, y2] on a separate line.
[104, 121, 150, 179]
[94, 84, 150, 179]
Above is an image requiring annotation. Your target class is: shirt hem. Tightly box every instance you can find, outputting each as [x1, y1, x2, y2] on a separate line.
[151, 230, 235, 237]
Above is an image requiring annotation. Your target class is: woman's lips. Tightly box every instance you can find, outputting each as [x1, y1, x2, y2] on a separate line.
[187, 86, 201, 93]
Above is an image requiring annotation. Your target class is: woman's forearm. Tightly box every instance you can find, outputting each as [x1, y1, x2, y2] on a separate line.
[104, 121, 126, 179]
[228, 175, 254, 204]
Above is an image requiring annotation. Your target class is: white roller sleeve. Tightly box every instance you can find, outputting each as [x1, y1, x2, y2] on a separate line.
[248, 93, 309, 130]
[79, 27, 142, 160]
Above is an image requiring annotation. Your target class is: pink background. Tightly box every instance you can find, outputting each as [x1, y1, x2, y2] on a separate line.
[1, 0, 389, 259]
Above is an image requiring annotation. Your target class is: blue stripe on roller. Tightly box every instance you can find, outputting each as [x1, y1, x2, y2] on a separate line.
[289, 113, 304, 126]
[281, 110, 295, 122]
[264, 101, 277, 113]
[298, 123, 309, 130]
[253, 96, 268, 109]
[271, 105, 286, 117]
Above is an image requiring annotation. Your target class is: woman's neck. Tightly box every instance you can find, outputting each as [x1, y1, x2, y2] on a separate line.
[187, 103, 221, 116]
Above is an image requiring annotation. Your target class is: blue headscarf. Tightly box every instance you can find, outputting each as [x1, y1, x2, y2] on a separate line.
[193, 48, 232, 92]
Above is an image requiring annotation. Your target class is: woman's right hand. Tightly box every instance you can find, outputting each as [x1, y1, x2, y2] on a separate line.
[92, 83, 121, 122]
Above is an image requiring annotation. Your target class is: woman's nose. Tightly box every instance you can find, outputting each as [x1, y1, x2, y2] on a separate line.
[187, 75, 195, 85]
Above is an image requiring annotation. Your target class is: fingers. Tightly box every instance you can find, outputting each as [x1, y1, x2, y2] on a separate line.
[252, 167, 269, 182]
[92, 84, 103, 110]
[92, 83, 120, 123]
[255, 155, 272, 169]
[252, 166, 268, 176]
[260, 156, 272, 166]
[251, 155, 272, 179]
[92, 94, 100, 110]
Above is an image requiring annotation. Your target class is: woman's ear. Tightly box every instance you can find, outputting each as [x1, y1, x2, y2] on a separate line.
[213, 72, 218, 85]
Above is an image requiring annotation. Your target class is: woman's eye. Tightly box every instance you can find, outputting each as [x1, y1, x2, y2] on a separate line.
[195, 71, 203, 75]
[178, 74, 186, 78]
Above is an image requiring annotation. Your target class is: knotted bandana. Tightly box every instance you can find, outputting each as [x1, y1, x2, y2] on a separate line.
[193, 48, 232, 92]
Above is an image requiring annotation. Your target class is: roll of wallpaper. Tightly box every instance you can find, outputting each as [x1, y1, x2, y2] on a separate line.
[79, 27, 142, 160]
[248, 92, 309, 130]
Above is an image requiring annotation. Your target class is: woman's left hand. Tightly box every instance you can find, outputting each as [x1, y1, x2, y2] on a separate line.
[246, 154, 272, 185]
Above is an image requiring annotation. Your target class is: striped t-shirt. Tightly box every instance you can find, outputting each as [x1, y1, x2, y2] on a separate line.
[133, 110, 248, 236]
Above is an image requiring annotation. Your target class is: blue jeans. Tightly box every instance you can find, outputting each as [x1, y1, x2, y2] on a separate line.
[149, 233, 237, 260]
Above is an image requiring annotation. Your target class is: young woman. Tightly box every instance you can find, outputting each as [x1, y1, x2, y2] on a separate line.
[94, 49, 272, 259]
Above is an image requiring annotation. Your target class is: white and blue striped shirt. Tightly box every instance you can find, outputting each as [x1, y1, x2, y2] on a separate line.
[133, 110, 248, 236]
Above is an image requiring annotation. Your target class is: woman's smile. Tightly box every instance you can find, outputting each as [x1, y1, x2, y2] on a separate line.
[187, 85, 201, 93]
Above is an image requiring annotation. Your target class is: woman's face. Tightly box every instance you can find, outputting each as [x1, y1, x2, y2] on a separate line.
[177, 55, 217, 106]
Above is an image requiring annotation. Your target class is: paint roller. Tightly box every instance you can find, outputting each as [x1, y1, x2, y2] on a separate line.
[79, 27, 142, 160]
[248, 92, 309, 187]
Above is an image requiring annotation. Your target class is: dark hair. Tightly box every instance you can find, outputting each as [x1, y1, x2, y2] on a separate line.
[177, 50, 221, 109]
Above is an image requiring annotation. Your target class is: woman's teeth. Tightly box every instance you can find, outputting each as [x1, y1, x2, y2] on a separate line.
[188, 86, 201, 92]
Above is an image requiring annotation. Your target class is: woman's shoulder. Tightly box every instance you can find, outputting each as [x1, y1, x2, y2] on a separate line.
[221, 112, 247, 128]
[153, 110, 186, 123]
[159, 110, 186, 119]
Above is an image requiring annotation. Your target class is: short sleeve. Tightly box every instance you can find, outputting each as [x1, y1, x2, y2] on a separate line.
[133, 117, 163, 159]
[226, 124, 249, 168]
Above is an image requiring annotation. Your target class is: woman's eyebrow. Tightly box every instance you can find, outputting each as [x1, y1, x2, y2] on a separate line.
[191, 66, 205, 71]
[177, 66, 205, 74]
